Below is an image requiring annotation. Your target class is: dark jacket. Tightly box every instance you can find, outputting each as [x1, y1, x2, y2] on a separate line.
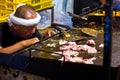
[0, 22, 42, 47]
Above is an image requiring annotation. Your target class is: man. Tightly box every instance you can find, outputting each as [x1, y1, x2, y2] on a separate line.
[0, 4, 53, 54]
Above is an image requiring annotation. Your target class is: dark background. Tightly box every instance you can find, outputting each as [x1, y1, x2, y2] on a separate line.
[74, 0, 101, 14]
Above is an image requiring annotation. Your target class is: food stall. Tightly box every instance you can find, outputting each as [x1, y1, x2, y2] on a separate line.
[0, 0, 120, 80]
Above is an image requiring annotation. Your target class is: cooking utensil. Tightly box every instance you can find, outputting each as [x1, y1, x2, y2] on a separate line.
[51, 23, 71, 38]
[61, 30, 71, 38]
[51, 23, 71, 29]
[68, 37, 87, 42]
[81, 28, 98, 37]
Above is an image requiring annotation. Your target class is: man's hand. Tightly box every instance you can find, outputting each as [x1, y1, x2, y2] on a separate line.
[43, 30, 56, 38]
[47, 30, 56, 37]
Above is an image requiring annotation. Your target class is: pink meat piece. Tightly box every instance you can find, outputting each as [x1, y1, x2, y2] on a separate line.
[63, 50, 79, 57]
[60, 45, 71, 50]
[86, 39, 96, 46]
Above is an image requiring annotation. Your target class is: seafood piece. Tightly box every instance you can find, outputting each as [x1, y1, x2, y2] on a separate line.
[83, 57, 96, 64]
[59, 39, 68, 45]
[71, 57, 83, 63]
[86, 39, 96, 46]
[60, 45, 71, 50]
[63, 50, 79, 57]
[99, 43, 104, 48]
[47, 43, 56, 47]
[87, 47, 97, 54]
[68, 41, 77, 45]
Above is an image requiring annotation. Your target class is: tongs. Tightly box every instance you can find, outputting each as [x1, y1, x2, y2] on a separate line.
[51, 23, 71, 38]
[68, 12, 88, 21]
[68, 5, 104, 19]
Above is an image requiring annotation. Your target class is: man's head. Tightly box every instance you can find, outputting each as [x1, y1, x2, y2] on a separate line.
[8, 5, 41, 39]
[14, 4, 37, 19]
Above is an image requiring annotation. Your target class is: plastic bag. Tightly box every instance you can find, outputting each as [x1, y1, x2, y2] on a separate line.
[53, 0, 73, 28]
[54, 12, 73, 28]
[37, 10, 51, 29]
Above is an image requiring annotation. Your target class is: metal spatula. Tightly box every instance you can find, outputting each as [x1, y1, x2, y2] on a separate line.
[61, 30, 71, 38]
[51, 23, 71, 38]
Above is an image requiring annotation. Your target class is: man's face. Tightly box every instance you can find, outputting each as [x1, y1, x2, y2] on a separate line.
[12, 8, 38, 39]
[12, 24, 37, 39]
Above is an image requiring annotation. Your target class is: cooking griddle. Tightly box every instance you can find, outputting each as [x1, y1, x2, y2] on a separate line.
[18, 26, 104, 66]
[10, 27, 119, 80]
[0, 25, 119, 80]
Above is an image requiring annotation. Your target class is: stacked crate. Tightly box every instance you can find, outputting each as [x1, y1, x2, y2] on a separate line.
[0, 0, 53, 23]
[0, 0, 30, 23]
[30, 0, 53, 11]
[0, 10, 11, 23]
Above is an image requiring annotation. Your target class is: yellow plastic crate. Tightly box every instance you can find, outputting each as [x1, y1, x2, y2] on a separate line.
[0, 10, 12, 18]
[0, 2, 30, 11]
[0, 10, 12, 23]
[0, 17, 7, 23]
[0, 0, 30, 3]
[0, 0, 53, 11]
[0, 3, 17, 11]
[31, 0, 52, 5]
[32, 1, 53, 11]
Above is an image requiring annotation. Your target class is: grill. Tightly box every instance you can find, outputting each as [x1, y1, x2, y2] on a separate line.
[0, 23, 119, 80]
[0, 4, 120, 80]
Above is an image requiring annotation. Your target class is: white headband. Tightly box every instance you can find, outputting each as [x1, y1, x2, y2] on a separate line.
[8, 11, 41, 26]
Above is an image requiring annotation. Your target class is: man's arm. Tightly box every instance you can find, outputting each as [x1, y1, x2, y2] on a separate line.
[0, 37, 39, 54]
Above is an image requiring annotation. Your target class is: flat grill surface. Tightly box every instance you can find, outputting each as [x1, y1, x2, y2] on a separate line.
[18, 26, 104, 66]
[15, 23, 120, 68]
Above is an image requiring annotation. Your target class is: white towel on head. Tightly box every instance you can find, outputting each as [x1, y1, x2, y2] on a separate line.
[8, 12, 41, 26]
[7, 4, 41, 27]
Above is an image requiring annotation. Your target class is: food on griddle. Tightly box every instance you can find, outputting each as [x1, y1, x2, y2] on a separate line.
[68, 41, 76, 45]
[59, 56, 97, 64]
[65, 56, 83, 63]
[87, 47, 97, 54]
[59, 41, 97, 53]
[59, 42, 83, 51]
[47, 43, 56, 47]
[59, 39, 68, 45]
[37, 39, 98, 64]
[71, 45, 83, 51]
[51, 52, 62, 56]
[79, 45, 97, 54]
[99, 43, 104, 48]
[37, 27, 103, 64]
[60, 45, 71, 50]
[57, 40, 98, 64]
[71, 57, 83, 63]
[86, 39, 96, 46]
[82, 57, 96, 64]
[63, 50, 79, 57]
